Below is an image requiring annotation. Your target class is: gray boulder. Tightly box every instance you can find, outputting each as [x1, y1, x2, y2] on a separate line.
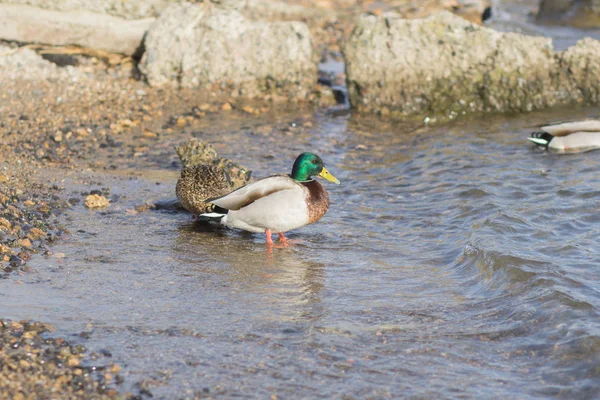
[0, 4, 154, 55]
[0, 0, 171, 19]
[140, 3, 316, 100]
[0, 44, 82, 82]
[343, 11, 600, 116]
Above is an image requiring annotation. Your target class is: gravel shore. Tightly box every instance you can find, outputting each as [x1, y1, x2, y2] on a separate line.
[0, 45, 279, 398]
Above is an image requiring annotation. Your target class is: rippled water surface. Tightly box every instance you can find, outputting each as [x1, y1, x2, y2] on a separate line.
[2, 105, 600, 398]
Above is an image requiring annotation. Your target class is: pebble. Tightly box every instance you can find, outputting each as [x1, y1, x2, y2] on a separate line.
[84, 194, 110, 209]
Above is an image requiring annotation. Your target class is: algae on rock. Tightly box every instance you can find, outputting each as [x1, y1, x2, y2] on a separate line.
[343, 11, 600, 117]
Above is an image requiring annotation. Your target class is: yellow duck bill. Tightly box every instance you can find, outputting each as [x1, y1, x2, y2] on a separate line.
[319, 167, 341, 185]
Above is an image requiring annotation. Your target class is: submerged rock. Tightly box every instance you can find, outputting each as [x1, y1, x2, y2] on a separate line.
[536, 0, 600, 28]
[343, 11, 600, 117]
[140, 2, 316, 99]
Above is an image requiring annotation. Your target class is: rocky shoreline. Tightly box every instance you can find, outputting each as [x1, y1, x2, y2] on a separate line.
[0, 318, 124, 400]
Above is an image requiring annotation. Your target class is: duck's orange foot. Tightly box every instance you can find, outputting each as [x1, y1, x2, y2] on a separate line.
[265, 229, 274, 245]
[278, 232, 288, 244]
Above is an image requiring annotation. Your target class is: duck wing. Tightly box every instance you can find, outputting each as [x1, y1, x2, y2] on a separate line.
[541, 120, 600, 136]
[208, 175, 299, 211]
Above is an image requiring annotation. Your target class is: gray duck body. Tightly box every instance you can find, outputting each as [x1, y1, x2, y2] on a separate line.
[529, 120, 600, 152]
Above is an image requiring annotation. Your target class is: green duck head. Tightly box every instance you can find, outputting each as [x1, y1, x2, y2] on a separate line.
[291, 152, 340, 184]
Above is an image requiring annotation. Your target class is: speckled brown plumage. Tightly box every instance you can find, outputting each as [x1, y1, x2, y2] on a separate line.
[174, 139, 253, 216]
[174, 139, 252, 187]
[176, 165, 234, 215]
[302, 180, 329, 224]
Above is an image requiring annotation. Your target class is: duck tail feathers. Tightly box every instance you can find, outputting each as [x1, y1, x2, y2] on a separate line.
[197, 204, 228, 222]
[197, 212, 226, 222]
[529, 131, 553, 148]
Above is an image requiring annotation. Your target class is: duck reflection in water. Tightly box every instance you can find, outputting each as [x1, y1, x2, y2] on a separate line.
[171, 222, 326, 322]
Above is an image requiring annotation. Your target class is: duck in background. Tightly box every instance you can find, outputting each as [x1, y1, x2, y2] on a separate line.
[528, 120, 600, 153]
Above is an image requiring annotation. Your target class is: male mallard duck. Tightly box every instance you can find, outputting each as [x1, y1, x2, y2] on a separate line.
[176, 164, 234, 215]
[200, 152, 340, 245]
[528, 120, 600, 152]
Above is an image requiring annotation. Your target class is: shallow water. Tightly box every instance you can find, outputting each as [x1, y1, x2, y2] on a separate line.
[490, 0, 600, 50]
[2, 104, 600, 398]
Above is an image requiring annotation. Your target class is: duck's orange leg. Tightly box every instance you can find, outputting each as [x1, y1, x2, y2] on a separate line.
[278, 232, 288, 244]
[265, 229, 274, 245]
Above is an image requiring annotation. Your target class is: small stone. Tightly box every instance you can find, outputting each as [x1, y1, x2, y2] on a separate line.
[10, 321, 24, 331]
[18, 239, 32, 248]
[0, 217, 11, 229]
[110, 363, 121, 373]
[23, 200, 35, 207]
[22, 331, 37, 339]
[28, 227, 46, 239]
[221, 102, 232, 111]
[67, 356, 80, 367]
[135, 204, 153, 213]
[76, 128, 89, 137]
[142, 130, 157, 138]
[85, 194, 110, 209]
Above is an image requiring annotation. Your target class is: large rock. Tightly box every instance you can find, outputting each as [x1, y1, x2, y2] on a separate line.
[343, 11, 600, 116]
[536, 0, 600, 28]
[0, 44, 81, 82]
[0, 4, 154, 55]
[140, 3, 317, 99]
[0, 0, 170, 19]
